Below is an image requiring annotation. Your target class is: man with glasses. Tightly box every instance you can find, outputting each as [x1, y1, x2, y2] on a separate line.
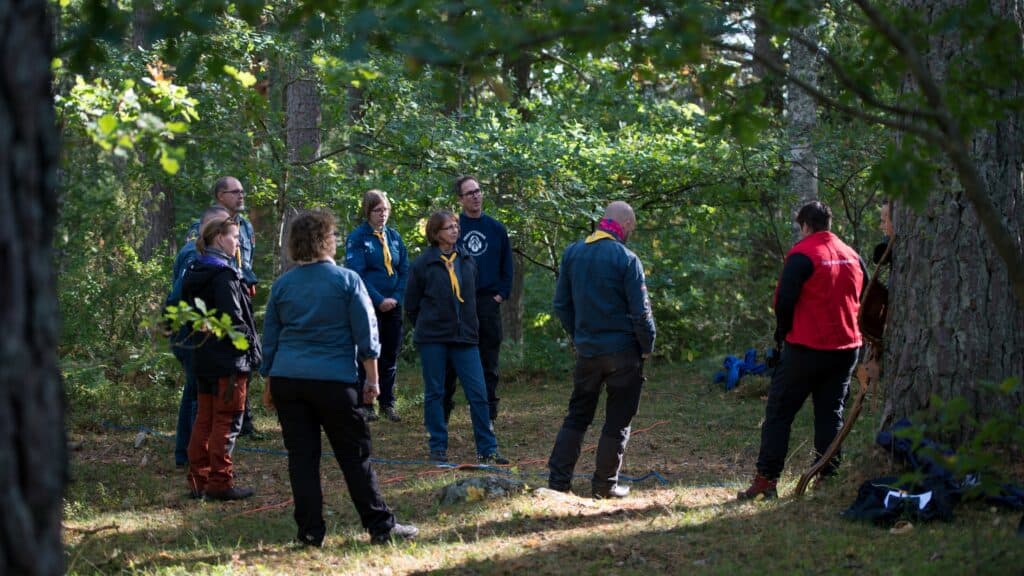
[186, 176, 260, 436]
[443, 175, 514, 425]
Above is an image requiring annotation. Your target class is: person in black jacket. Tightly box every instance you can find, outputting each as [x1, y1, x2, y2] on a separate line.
[181, 215, 261, 501]
[405, 211, 507, 465]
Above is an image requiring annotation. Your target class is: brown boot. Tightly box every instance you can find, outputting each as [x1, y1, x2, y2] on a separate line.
[737, 474, 777, 500]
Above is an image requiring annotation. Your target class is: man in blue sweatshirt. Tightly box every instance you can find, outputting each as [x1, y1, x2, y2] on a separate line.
[443, 175, 514, 423]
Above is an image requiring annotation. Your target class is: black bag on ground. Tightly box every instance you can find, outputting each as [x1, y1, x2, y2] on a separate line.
[842, 476, 955, 527]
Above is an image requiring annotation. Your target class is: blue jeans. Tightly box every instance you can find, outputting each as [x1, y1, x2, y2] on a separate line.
[173, 345, 199, 466]
[419, 343, 497, 457]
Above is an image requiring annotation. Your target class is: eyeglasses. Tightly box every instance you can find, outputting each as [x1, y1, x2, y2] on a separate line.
[440, 224, 459, 231]
[221, 189, 244, 195]
[458, 188, 482, 198]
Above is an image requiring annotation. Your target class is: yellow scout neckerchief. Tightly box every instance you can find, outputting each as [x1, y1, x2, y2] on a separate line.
[374, 229, 394, 276]
[440, 252, 464, 302]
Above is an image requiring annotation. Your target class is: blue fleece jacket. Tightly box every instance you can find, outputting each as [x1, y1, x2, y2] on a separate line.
[260, 261, 380, 383]
[553, 235, 656, 358]
[344, 222, 409, 307]
[457, 212, 513, 299]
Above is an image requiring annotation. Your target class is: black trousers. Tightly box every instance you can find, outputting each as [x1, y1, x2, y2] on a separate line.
[358, 305, 403, 410]
[547, 347, 644, 491]
[756, 343, 858, 480]
[271, 376, 395, 542]
[444, 295, 503, 420]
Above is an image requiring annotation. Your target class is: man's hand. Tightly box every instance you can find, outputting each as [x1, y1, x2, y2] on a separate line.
[247, 284, 257, 299]
[363, 381, 380, 404]
[262, 376, 274, 411]
[379, 298, 398, 312]
[493, 295, 503, 303]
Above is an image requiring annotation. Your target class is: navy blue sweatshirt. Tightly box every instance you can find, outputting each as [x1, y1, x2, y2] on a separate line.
[457, 212, 514, 300]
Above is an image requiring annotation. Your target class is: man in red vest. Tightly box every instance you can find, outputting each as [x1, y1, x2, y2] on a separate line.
[738, 201, 867, 500]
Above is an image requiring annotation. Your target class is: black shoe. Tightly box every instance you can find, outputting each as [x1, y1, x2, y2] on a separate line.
[384, 407, 402, 422]
[297, 532, 324, 548]
[593, 484, 630, 499]
[364, 408, 379, 422]
[429, 451, 448, 463]
[547, 482, 570, 493]
[371, 523, 419, 545]
[477, 453, 510, 466]
[204, 486, 255, 501]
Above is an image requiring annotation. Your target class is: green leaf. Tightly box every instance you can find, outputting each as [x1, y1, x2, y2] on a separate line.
[159, 151, 180, 174]
[97, 114, 118, 136]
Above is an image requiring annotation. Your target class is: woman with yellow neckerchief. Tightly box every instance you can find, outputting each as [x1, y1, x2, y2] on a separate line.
[404, 210, 508, 465]
[345, 189, 409, 422]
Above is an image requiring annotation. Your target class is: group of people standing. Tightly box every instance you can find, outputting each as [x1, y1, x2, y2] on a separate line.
[167, 173, 870, 545]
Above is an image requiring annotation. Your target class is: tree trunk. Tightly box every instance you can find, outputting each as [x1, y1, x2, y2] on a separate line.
[139, 181, 176, 260]
[0, 1, 66, 574]
[787, 23, 819, 241]
[278, 54, 321, 273]
[883, 0, 1024, 434]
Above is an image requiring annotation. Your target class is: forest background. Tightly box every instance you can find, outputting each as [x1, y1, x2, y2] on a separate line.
[2, 0, 1023, 574]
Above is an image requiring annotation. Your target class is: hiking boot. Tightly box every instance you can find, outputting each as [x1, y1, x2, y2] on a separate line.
[593, 484, 630, 499]
[204, 486, 255, 501]
[429, 450, 449, 463]
[371, 523, 419, 545]
[477, 453, 510, 466]
[384, 407, 401, 422]
[737, 474, 778, 500]
[364, 407, 379, 422]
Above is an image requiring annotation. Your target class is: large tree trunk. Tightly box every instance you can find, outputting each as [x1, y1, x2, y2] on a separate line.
[0, 1, 66, 574]
[787, 23, 819, 241]
[278, 53, 321, 273]
[132, 1, 176, 261]
[883, 0, 1024, 433]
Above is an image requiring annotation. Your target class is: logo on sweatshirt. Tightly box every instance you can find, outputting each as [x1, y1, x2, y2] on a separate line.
[461, 230, 488, 257]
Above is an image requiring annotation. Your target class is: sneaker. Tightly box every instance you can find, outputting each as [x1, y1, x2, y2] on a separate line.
[204, 486, 255, 501]
[371, 523, 419, 545]
[737, 474, 778, 500]
[429, 451, 448, 463]
[593, 484, 630, 499]
[547, 482, 571, 494]
[477, 453, 510, 466]
[384, 407, 402, 422]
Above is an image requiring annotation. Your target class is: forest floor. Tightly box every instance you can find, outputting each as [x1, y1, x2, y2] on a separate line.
[63, 359, 1023, 575]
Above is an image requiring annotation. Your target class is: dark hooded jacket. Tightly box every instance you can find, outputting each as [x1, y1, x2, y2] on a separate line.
[181, 249, 261, 385]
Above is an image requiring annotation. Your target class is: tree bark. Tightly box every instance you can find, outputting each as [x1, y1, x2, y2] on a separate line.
[787, 22, 819, 241]
[0, 1, 66, 574]
[278, 53, 321, 273]
[883, 0, 1024, 433]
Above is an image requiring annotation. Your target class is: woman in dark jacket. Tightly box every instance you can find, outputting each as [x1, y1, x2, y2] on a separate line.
[262, 210, 417, 547]
[345, 189, 409, 422]
[405, 211, 507, 465]
[181, 215, 261, 501]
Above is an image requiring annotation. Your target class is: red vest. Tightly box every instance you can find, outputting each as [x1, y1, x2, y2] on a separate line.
[780, 231, 864, 350]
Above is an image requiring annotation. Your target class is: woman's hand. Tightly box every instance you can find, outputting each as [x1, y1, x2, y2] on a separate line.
[262, 376, 275, 411]
[363, 381, 380, 405]
[379, 298, 398, 312]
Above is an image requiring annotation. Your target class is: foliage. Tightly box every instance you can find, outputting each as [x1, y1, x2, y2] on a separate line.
[894, 377, 1024, 499]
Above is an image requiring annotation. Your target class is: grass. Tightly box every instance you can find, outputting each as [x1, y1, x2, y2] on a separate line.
[64, 356, 1024, 575]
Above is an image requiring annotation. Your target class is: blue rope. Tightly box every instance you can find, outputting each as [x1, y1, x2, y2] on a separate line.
[100, 421, 671, 486]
